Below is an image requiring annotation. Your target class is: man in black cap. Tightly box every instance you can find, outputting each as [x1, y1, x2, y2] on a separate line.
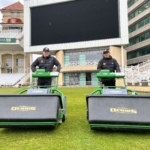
[97, 50, 120, 87]
[31, 47, 61, 86]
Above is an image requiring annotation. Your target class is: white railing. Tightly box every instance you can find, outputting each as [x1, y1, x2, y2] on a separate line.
[63, 59, 150, 68]
[119, 59, 150, 85]
[63, 60, 99, 67]
[61, 81, 99, 86]
[62, 59, 150, 86]
[0, 30, 21, 38]
[0, 59, 150, 86]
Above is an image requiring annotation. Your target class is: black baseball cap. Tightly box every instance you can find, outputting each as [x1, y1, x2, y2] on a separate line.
[103, 50, 109, 54]
[43, 47, 50, 52]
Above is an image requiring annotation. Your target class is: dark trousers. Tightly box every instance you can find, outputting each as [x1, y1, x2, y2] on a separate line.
[102, 82, 115, 88]
[38, 78, 52, 86]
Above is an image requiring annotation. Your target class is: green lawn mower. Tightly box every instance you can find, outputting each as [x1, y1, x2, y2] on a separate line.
[0, 69, 66, 129]
[86, 70, 150, 130]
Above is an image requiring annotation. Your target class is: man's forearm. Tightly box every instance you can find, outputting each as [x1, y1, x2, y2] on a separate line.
[57, 64, 61, 72]
[31, 65, 36, 72]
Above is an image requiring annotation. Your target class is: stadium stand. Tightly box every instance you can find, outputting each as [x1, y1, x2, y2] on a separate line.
[0, 73, 26, 86]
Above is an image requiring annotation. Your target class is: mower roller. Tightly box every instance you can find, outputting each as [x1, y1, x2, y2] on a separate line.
[86, 70, 150, 130]
[0, 69, 66, 128]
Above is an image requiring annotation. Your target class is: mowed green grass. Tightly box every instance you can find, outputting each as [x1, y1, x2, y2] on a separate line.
[0, 87, 150, 150]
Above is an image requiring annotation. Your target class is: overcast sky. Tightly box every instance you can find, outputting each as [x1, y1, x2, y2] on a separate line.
[0, 0, 24, 23]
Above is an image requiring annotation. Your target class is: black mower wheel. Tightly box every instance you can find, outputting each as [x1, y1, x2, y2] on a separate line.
[62, 114, 66, 122]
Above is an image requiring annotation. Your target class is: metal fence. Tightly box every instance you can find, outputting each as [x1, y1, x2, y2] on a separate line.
[62, 59, 150, 86]
[0, 30, 21, 38]
[62, 81, 99, 86]
[62, 60, 99, 67]
[121, 59, 150, 85]
[1, 59, 150, 87]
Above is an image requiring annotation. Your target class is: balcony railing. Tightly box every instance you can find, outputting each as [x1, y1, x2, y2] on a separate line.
[62, 59, 150, 86]
[62, 81, 99, 86]
[63, 60, 99, 68]
[0, 30, 21, 38]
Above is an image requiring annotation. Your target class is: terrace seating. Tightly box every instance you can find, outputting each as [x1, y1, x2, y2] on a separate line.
[0, 73, 26, 86]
